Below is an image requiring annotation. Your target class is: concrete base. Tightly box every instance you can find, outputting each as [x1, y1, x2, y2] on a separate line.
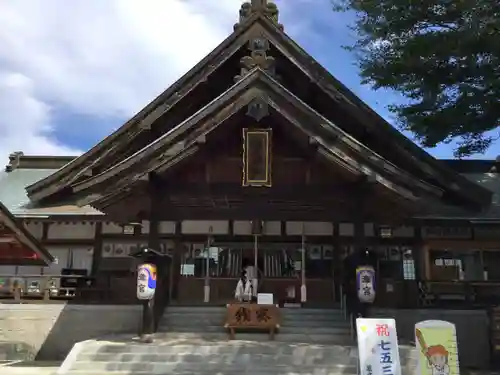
[0, 304, 141, 361]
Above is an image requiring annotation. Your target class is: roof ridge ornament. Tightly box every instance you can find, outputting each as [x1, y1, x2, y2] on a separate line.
[234, 0, 284, 31]
[234, 36, 276, 82]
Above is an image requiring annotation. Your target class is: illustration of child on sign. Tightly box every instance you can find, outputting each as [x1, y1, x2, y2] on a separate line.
[426, 345, 450, 375]
[416, 329, 450, 375]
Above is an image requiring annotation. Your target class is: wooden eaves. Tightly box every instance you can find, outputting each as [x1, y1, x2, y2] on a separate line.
[25, 12, 267, 203]
[26, 7, 490, 209]
[70, 68, 443, 211]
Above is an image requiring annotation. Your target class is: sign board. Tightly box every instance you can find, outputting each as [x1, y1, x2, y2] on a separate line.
[415, 320, 460, 375]
[136, 263, 156, 300]
[180, 263, 195, 276]
[257, 293, 273, 305]
[356, 318, 402, 375]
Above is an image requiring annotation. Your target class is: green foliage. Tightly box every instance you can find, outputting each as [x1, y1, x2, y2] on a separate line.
[333, 0, 500, 157]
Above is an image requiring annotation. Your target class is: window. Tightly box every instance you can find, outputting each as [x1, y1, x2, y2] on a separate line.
[403, 259, 415, 280]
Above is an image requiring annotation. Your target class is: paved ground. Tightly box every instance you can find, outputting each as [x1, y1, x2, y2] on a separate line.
[1, 360, 500, 375]
[0, 361, 60, 375]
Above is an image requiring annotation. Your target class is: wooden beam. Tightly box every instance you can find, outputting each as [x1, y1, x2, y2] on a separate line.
[158, 182, 357, 198]
[154, 203, 367, 222]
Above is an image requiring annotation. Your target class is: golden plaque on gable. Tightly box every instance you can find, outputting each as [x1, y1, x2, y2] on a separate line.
[242, 128, 272, 187]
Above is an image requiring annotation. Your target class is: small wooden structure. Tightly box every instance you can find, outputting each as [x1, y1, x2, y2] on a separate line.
[224, 303, 281, 340]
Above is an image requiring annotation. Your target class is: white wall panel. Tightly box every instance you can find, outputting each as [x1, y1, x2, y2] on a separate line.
[339, 223, 354, 236]
[159, 221, 176, 234]
[286, 222, 333, 236]
[364, 223, 375, 237]
[233, 221, 251, 235]
[16, 266, 43, 276]
[141, 220, 150, 234]
[47, 222, 95, 239]
[0, 265, 16, 276]
[264, 221, 281, 235]
[102, 222, 123, 234]
[44, 247, 70, 275]
[71, 247, 94, 273]
[393, 226, 415, 237]
[181, 220, 229, 235]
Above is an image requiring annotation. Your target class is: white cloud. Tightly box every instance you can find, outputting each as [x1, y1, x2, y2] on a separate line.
[0, 0, 278, 161]
[0, 72, 80, 158]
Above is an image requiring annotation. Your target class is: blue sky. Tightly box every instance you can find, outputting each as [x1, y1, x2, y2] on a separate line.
[0, 0, 497, 161]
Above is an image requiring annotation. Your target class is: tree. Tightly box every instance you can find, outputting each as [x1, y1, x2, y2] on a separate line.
[333, 0, 500, 157]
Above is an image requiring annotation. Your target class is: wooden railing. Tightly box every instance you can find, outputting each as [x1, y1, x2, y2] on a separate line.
[417, 280, 500, 308]
[342, 279, 500, 311]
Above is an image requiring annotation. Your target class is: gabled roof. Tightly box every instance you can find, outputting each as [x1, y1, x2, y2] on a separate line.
[249, 17, 491, 208]
[25, 0, 491, 209]
[25, 11, 269, 203]
[72, 68, 443, 211]
[0, 201, 54, 265]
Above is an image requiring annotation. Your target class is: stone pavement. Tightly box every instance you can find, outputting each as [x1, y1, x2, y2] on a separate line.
[0, 361, 60, 375]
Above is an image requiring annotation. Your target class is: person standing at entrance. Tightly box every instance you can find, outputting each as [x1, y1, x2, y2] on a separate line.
[235, 258, 258, 302]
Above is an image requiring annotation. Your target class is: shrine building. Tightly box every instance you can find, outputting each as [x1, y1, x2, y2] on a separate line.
[0, 0, 499, 310]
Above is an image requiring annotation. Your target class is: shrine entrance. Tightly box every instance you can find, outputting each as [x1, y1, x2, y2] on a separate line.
[174, 235, 336, 306]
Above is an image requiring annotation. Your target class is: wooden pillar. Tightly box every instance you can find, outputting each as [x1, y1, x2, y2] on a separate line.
[171, 221, 182, 301]
[140, 173, 162, 342]
[332, 222, 340, 302]
[354, 180, 369, 254]
[91, 222, 103, 277]
[413, 223, 424, 281]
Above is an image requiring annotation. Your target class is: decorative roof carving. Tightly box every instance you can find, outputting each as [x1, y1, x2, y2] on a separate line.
[235, 36, 276, 82]
[246, 97, 269, 121]
[234, 0, 283, 31]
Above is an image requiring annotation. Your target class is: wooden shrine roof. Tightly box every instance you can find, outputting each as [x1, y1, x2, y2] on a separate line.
[0, 200, 54, 265]
[0, 154, 498, 221]
[74, 69, 440, 211]
[23, 0, 493, 210]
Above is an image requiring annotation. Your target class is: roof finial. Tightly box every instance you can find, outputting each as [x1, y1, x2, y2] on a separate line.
[234, 0, 283, 31]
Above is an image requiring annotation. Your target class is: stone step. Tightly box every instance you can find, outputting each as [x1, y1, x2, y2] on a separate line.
[65, 361, 362, 374]
[164, 307, 344, 315]
[59, 337, 418, 375]
[160, 308, 347, 323]
[157, 324, 350, 335]
[159, 317, 349, 329]
[164, 306, 226, 313]
[161, 332, 353, 344]
[162, 311, 346, 320]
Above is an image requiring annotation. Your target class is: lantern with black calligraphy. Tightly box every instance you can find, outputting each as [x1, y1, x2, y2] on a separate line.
[356, 265, 376, 303]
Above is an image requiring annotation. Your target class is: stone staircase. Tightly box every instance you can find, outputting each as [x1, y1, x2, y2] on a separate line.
[56, 306, 418, 374]
[157, 306, 354, 344]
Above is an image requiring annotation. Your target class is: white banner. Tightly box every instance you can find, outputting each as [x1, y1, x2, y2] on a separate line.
[356, 318, 402, 375]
